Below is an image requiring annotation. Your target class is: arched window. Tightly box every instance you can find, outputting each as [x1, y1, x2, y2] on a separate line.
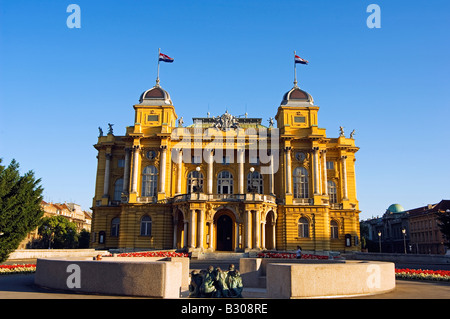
[98, 231, 105, 244]
[298, 217, 309, 238]
[142, 166, 158, 197]
[187, 170, 204, 193]
[328, 181, 337, 204]
[217, 171, 233, 194]
[140, 215, 152, 236]
[330, 220, 339, 239]
[113, 178, 123, 201]
[247, 171, 263, 194]
[111, 217, 120, 237]
[293, 167, 309, 198]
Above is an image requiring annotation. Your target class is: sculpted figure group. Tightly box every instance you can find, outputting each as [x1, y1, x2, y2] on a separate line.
[189, 264, 243, 298]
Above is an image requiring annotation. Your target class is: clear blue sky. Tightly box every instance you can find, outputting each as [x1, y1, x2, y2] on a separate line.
[1, 0, 449, 220]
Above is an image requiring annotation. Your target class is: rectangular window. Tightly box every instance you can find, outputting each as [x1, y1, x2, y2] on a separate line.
[192, 155, 201, 164]
[326, 161, 334, 170]
[330, 225, 339, 239]
[118, 159, 125, 168]
[222, 156, 230, 165]
[298, 223, 309, 238]
[249, 156, 259, 164]
[147, 115, 159, 122]
[294, 116, 306, 123]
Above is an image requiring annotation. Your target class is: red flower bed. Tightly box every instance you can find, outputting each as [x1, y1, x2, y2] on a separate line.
[395, 268, 450, 281]
[257, 252, 329, 259]
[116, 251, 189, 258]
[0, 264, 36, 275]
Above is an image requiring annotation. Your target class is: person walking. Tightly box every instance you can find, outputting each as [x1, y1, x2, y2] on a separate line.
[296, 246, 302, 259]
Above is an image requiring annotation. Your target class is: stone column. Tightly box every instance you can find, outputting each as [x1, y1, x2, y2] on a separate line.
[341, 155, 348, 200]
[235, 222, 240, 251]
[207, 150, 213, 194]
[253, 211, 260, 249]
[183, 220, 188, 249]
[238, 149, 245, 193]
[261, 220, 266, 250]
[188, 210, 196, 249]
[245, 210, 252, 249]
[173, 217, 178, 249]
[131, 146, 140, 193]
[198, 210, 205, 249]
[313, 147, 320, 195]
[285, 147, 292, 194]
[176, 149, 182, 194]
[208, 222, 214, 250]
[322, 150, 328, 195]
[103, 153, 112, 198]
[271, 221, 276, 250]
[269, 153, 274, 195]
[322, 209, 331, 251]
[159, 146, 167, 193]
[123, 148, 131, 194]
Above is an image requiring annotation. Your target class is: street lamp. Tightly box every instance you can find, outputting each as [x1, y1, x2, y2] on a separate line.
[378, 231, 382, 253]
[402, 228, 407, 254]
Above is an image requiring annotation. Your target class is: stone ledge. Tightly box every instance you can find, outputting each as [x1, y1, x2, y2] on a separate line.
[267, 261, 395, 298]
[34, 257, 185, 298]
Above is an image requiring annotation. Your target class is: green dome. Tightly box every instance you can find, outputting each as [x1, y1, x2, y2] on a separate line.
[387, 204, 404, 213]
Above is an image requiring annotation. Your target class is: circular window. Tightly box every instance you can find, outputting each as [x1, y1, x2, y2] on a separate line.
[295, 152, 306, 161]
[146, 150, 156, 160]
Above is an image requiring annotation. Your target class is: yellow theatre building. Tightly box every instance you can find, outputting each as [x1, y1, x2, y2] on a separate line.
[90, 74, 361, 254]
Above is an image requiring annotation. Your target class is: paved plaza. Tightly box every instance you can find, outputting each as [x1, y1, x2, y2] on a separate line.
[1, 274, 450, 299]
[1, 259, 450, 299]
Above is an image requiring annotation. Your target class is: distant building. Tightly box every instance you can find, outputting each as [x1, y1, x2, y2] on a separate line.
[363, 204, 409, 253]
[407, 200, 450, 254]
[41, 201, 92, 233]
[17, 201, 92, 249]
[361, 200, 449, 254]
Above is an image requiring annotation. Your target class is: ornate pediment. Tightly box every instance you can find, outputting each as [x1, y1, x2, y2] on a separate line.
[212, 111, 239, 131]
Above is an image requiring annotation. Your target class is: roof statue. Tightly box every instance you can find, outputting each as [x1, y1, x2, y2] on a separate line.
[212, 111, 240, 131]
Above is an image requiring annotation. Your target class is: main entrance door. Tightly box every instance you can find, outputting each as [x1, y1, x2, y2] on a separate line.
[216, 214, 233, 251]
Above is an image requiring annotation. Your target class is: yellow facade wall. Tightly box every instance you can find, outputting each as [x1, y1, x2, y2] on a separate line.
[90, 85, 361, 253]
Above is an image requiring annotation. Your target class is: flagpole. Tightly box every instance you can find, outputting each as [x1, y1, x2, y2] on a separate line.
[293, 50, 298, 88]
[156, 48, 161, 87]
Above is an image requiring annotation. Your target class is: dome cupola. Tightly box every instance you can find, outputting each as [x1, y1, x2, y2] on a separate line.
[281, 86, 314, 106]
[139, 85, 172, 105]
[386, 204, 405, 214]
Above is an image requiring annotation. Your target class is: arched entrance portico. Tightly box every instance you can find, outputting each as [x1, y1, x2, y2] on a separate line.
[214, 209, 235, 251]
[173, 209, 185, 249]
[265, 210, 276, 250]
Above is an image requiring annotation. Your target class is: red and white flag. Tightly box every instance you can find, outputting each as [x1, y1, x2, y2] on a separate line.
[159, 53, 174, 63]
[294, 55, 308, 64]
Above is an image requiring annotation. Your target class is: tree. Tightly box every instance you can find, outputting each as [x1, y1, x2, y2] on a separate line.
[38, 215, 79, 249]
[359, 222, 369, 250]
[78, 229, 90, 248]
[437, 210, 450, 247]
[0, 159, 44, 262]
